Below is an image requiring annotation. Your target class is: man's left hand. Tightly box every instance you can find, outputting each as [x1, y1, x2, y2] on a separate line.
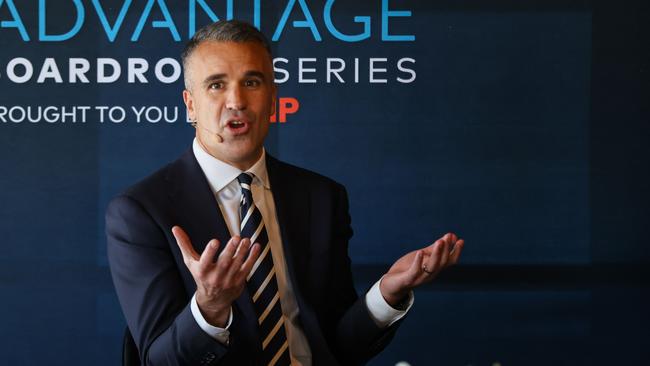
[379, 233, 464, 307]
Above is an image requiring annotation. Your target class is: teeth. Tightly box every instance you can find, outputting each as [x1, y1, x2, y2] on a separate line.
[231, 120, 243, 126]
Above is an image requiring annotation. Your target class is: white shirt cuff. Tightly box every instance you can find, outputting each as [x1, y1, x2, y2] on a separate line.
[364, 276, 414, 328]
[190, 293, 232, 345]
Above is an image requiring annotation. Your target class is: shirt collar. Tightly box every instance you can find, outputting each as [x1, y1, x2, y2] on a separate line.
[192, 138, 270, 193]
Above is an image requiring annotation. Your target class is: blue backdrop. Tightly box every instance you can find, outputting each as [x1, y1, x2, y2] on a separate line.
[1, 0, 648, 365]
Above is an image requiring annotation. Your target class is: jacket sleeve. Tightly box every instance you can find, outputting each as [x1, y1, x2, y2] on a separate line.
[106, 194, 228, 366]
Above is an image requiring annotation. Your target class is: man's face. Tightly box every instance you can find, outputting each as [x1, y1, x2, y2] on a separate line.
[183, 41, 276, 170]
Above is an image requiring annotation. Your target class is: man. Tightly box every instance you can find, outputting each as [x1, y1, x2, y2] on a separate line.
[107, 20, 464, 366]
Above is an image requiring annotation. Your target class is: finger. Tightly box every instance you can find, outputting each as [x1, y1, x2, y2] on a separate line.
[407, 250, 424, 280]
[439, 237, 451, 268]
[226, 238, 250, 280]
[427, 232, 451, 253]
[422, 239, 439, 256]
[198, 238, 221, 268]
[172, 226, 200, 264]
[449, 234, 458, 252]
[215, 236, 240, 271]
[444, 232, 455, 247]
[449, 239, 465, 265]
[421, 239, 440, 263]
[240, 243, 262, 280]
[425, 239, 445, 274]
[233, 237, 248, 258]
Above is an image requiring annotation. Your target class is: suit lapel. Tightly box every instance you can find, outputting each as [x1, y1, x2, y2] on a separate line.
[265, 155, 311, 304]
[167, 149, 230, 249]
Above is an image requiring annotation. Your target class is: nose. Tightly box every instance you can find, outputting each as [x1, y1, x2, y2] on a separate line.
[225, 84, 246, 111]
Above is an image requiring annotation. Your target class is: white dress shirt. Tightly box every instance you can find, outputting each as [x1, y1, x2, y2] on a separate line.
[189, 138, 413, 366]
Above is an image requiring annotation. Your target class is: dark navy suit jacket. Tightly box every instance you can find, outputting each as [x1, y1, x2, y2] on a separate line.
[106, 149, 400, 365]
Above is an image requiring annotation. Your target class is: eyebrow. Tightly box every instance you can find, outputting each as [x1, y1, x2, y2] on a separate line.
[201, 71, 267, 87]
[244, 71, 266, 81]
[202, 73, 226, 87]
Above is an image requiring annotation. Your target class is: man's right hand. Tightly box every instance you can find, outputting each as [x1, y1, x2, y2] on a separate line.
[172, 226, 261, 327]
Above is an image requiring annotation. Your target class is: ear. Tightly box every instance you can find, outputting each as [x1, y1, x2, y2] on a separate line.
[182, 89, 195, 121]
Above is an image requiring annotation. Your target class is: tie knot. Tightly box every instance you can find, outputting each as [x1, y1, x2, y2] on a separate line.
[237, 172, 253, 188]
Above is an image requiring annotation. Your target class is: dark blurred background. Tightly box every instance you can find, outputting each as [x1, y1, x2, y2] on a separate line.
[0, 0, 648, 365]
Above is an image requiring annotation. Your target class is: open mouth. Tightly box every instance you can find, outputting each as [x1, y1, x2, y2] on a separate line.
[228, 120, 245, 129]
[225, 119, 250, 135]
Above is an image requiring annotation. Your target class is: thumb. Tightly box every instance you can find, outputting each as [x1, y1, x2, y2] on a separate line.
[406, 250, 424, 279]
[172, 225, 199, 263]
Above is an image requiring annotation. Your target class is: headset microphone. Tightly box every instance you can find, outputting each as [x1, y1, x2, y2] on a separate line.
[191, 120, 224, 143]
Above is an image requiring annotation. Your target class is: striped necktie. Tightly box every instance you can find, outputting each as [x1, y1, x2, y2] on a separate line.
[237, 173, 291, 366]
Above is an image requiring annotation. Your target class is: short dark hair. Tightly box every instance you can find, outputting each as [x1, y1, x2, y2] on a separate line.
[181, 20, 272, 89]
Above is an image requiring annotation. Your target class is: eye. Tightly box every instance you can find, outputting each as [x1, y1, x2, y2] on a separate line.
[208, 81, 224, 90]
[244, 79, 261, 88]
